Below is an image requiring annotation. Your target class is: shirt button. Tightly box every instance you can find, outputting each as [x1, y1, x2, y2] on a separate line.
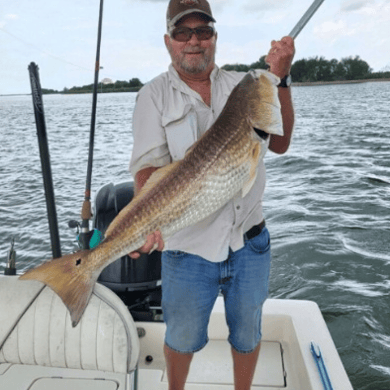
[236, 206, 240, 210]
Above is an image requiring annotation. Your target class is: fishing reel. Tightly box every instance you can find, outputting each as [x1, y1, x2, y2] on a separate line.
[68, 220, 102, 250]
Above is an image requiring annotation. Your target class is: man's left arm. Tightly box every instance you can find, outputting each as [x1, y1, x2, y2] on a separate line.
[265, 36, 295, 154]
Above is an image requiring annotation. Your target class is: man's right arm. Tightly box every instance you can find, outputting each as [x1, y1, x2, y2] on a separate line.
[134, 166, 160, 195]
[129, 83, 168, 259]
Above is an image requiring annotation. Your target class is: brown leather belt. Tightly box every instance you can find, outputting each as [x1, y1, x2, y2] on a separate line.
[244, 220, 266, 240]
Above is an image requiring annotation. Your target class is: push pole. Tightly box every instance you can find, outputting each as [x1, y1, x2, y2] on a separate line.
[79, 0, 104, 249]
[288, 0, 326, 39]
[28, 62, 62, 259]
[266, 0, 325, 71]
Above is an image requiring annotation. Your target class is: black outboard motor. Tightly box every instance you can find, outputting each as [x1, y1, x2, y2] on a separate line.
[93, 181, 162, 320]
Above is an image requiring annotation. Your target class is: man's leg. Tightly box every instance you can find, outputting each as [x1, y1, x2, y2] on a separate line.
[164, 344, 194, 390]
[161, 250, 220, 390]
[231, 343, 261, 390]
[222, 227, 272, 390]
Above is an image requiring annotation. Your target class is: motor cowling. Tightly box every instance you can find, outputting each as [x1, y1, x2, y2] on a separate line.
[93, 182, 161, 293]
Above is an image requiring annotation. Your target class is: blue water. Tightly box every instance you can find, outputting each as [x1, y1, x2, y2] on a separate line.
[1, 81, 390, 389]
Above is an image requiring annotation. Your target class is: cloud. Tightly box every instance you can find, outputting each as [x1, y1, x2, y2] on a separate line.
[62, 19, 99, 31]
[131, 0, 231, 13]
[0, 14, 19, 28]
[340, 0, 389, 16]
[341, 0, 375, 12]
[313, 19, 356, 42]
[217, 39, 270, 66]
[212, 0, 232, 13]
[242, 0, 291, 13]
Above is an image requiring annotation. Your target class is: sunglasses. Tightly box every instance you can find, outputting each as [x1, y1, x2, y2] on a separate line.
[170, 26, 215, 42]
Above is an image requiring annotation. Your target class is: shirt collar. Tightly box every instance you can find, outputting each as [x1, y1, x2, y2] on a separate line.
[168, 64, 220, 97]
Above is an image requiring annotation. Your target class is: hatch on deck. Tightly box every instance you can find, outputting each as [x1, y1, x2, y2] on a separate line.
[162, 340, 286, 387]
[29, 377, 118, 390]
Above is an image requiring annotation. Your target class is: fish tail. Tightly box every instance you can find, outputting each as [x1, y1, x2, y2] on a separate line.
[19, 250, 98, 328]
[250, 72, 283, 136]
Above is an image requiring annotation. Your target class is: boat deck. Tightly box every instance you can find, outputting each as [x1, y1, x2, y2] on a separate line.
[133, 297, 346, 389]
[139, 340, 285, 389]
[0, 276, 353, 390]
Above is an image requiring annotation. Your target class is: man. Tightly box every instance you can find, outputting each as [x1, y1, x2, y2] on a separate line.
[129, 1, 295, 389]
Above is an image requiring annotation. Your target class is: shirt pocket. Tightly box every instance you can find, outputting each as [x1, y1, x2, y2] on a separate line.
[162, 104, 198, 161]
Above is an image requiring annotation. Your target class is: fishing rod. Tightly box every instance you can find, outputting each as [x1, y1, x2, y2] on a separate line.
[79, 0, 105, 250]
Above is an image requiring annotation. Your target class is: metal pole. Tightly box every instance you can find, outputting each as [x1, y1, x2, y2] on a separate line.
[28, 62, 62, 259]
[80, 0, 104, 249]
[288, 0, 326, 39]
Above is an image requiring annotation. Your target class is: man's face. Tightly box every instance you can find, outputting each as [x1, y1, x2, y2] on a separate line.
[165, 14, 217, 76]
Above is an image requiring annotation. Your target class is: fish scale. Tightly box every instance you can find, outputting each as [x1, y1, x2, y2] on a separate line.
[20, 69, 283, 327]
[159, 163, 252, 238]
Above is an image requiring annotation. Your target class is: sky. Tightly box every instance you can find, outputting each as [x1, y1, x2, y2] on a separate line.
[1, 0, 389, 95]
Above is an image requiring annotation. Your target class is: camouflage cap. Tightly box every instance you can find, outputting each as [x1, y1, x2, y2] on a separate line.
[167, 0, 216, 31]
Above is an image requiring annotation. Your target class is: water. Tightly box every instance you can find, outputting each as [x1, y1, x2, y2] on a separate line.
[1, 82, 390, 389]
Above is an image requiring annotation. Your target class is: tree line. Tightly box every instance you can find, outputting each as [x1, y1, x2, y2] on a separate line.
[42, 78, 144, 95]
[222, 55, 390, 83]
[43, 56, 389, 94]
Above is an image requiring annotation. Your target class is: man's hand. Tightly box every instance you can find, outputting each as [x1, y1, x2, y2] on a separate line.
[265, 36, 295, 79]
[128, 230, 165, 259]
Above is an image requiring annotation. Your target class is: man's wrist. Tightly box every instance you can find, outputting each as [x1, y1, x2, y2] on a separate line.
[278, 74, 292, 88]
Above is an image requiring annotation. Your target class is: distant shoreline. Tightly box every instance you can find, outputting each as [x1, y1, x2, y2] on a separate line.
[0, 93, 30, 97]
[2, 78, 390, 96]
[292, 78, 390, 87]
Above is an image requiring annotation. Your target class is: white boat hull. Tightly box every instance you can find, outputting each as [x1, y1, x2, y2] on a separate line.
[0, 275, 352, 389]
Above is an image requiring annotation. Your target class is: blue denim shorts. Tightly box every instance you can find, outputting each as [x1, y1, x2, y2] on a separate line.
[161, 227, 271, 354]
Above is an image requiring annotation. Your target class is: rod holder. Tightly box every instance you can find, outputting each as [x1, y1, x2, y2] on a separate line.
[4, 238, 16, 276]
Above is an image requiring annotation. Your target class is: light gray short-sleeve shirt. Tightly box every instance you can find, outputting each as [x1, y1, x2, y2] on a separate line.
[130, 65, 269, 262]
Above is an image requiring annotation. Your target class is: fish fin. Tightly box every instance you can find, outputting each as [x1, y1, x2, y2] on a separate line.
[242, 141, 261, 198]
[249, 73, 283, 136]
[19, 250, 97, 328]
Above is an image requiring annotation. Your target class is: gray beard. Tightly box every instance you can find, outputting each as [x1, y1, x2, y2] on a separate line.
[169, 46, 216, 75]
[179, 52, 213, 74]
